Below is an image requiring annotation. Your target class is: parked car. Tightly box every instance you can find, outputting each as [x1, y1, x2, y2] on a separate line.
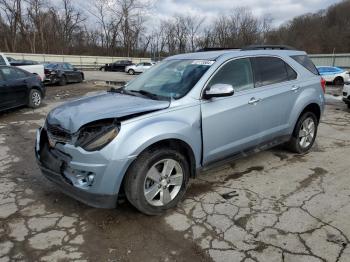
[44, 63, 84, 86]
[317, 66, 350, 85]
[99, 60, 133, 72]
[35, 45, 325, 215]
[125, 62, 155, 75]
[343, 82, 350, 108]
[0, 65, 45, 112]
[0, 53, 45, 81]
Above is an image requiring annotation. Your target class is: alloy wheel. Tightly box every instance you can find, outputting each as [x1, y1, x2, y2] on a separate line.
[144, 159, 183, 207]
[298, 117, 315, 148]
[32, 91, 41, 107]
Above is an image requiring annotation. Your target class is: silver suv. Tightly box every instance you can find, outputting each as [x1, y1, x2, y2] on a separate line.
[35, 45, 325, 215]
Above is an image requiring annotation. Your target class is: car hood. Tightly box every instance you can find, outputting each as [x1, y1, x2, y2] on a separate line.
[47, 92, 170, 133]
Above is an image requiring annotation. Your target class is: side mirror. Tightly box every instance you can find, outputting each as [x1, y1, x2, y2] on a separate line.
[204, 84, 234, 99]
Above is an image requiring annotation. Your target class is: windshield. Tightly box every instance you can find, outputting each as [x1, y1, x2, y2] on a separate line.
[124, 59, 213, 100]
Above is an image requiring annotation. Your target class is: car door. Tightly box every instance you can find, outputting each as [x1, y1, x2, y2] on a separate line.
[62, 63, 75, 82]
[135, 63, 144, 73]
[0, 67, 28, 107]
[250, 56, 299, 142]
[0, 70, 11, 110]
[143, 62, 152, 72]
[201, 58, 263, 165]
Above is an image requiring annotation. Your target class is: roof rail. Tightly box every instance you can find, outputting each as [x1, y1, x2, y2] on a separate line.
[241, 45, 297, 51]
[196, 47, 240, 52]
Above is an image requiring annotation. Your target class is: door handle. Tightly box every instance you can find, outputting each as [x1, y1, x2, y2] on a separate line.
[291, 85, 300, 92]
[248, 97, 261, 105]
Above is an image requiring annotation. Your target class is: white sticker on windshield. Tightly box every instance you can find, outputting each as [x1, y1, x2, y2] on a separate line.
[192, 60, 215, 66]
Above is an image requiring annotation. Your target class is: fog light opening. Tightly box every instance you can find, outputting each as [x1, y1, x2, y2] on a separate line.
[75, 172, 95, 188]
[64, 168, 96, 189]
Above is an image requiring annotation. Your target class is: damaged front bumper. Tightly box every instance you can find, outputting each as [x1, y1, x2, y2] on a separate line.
[44, 74, 60, 84]
[35, 128, 133, 209]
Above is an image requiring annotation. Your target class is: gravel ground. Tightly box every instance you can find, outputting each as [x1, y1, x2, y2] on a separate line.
[0, 81, 349, 262]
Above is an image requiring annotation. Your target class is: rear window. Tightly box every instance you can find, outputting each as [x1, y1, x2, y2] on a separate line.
[291, 55, 319, 75]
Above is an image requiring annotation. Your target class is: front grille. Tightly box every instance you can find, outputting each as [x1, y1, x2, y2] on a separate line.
[343, 92, 348, 97]
[46, 122, 72, 144]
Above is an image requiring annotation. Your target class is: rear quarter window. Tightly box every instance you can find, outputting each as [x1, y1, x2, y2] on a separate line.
[291, 55, 319, 75]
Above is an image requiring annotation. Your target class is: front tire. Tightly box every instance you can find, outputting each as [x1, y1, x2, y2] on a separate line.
[28, 89, 42, 108]
[286, 111, 318, 154]
[124, 148, 190, 215]
[58, 75, 67, 86]
[128, 69, 135, 75]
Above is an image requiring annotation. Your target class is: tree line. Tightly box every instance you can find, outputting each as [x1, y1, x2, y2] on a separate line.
[0, 0, 349, 58]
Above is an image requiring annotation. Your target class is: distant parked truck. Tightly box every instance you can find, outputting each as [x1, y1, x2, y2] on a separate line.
[317, 66, 350, 85]
[0, 53, 45, 81]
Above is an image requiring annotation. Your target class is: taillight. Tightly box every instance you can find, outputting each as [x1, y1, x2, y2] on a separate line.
[320, 77, 326, 93]
[36, 75, 42, 81]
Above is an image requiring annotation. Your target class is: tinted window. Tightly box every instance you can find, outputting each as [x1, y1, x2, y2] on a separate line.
[1, 67, 27, 80]
[208, 58, 254, 92]
[63, 63, 74, 70]
[252, 57, 291, 87]
[45, 63, 58, 69]
[0, 56, 6, 65]
[286, 63, 297, 80]
[291, 55, 319, 75]
[144, 63, 152, 66]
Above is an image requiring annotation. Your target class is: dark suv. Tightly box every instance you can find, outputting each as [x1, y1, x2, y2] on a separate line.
[100, 60, 133, 72]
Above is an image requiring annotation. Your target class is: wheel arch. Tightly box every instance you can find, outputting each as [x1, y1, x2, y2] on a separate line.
[30, 86, 43, 96]
[118, 138, 197, 201]
[300, 103, 321, 123]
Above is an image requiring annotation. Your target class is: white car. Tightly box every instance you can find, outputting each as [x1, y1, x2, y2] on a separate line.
[343, 83, 350, 108]
[317, 66, 350, 85]
[125, 62, 154, 75]
[0, 53, 45, 81]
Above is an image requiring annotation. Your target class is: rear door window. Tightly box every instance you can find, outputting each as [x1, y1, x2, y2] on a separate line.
[291, 55, 319, 75]
[252, 57, 291, 87]
[0, 56, 6, 65]
[286, 63, 297, 80]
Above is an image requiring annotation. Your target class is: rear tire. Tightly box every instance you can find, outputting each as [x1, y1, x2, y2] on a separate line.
[124, 147, 190, 215]
[28, 89, 42, 108]
[78, 73, 83, 83]
[286, 111, 318, 154]
[59, 75, 67, 86]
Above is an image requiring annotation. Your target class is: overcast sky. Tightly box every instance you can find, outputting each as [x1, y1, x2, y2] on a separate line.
[149, 0, 342, 26]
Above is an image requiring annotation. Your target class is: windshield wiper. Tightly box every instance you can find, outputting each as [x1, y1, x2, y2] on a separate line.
[109, 86, 139, 97]
[127, 89, 161, 100]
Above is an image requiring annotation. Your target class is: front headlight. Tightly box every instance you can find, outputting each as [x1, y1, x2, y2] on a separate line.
[76, 119, 119, 151]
